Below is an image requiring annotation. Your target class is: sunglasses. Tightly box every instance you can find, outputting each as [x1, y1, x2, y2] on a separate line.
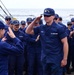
[6, 19, 11, 21]
[14, 24, 19, 26]
[67, 24, 72, 26]
[44, 15, 51, 17]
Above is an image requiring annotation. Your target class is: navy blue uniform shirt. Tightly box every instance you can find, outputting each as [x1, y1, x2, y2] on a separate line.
[26, 34, 41, 47]
[70, 25, 74, 31]
[70, 25, 74, 45]
[13, 30, 25, 42]
[66, 28, 72, 45]
[58, 22, 67, 30]
[34, 22, 67, 63]
[19, 28, 24, 31]
[13, 30, 26, 47]
[0, 38, 23, 75]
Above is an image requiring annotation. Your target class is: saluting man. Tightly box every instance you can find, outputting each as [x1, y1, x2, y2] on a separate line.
[26, 8, 68, 75]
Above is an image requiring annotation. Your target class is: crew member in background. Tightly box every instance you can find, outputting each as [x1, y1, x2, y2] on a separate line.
[22, 18, 33, 74]
[9, 20, 13, 29]
[5, 16, 11, 26]
[26, 18, 43, 75]
[23, 17, 33, 33]
[19, 20, 26, 31]
[66, 21, 72, 74]
[26, 17, 33, 26]
[70, 18, 74, 72]
[8, 20, 26, 75]
[58, 17, 62, 23]
[54, 14, 67, 30]
[4, 16, 12, 39]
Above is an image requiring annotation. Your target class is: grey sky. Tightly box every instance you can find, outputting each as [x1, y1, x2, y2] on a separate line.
[0, 0, 74, 9]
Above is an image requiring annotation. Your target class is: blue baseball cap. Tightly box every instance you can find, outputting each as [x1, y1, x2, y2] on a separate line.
[0, 21, 5, 29]
[26, 18, 32, 23]
[43, 8, 55, 16]
[55, 14, 59, 18]
[5, 16, 11, 20]
[13, 20, 19, 25]
[71, 18, 74, 22]
[67, 21, 72, 25]
[59, 17, 62, 21]
[9, 20, 14, 25]
[21, 20, 26, 25]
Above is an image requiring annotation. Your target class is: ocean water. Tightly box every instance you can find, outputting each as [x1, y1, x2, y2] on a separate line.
[0, 8, 74, 25]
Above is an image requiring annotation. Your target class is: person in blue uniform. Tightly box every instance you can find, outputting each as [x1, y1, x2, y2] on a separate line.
[23, 17, 33, 33]
[69, 18, 74, 72]
[4, 16, 11, 35]
[19, 20, 26, 31]
[8, 20, 26, 75]
[22, 18, 33, 75]
[54, 14, 67, 31]
[26, 20, 43, 75]
[53, 14, 59, 23]
[66, 21, 72, 74]
[58, 17, 62, 22]
[0, 21, 23, 75]
[25, 8, 68, 75]
[5, 16, 11, 26]
[9, 20, 14, 29]
[26, 17, 33, 26]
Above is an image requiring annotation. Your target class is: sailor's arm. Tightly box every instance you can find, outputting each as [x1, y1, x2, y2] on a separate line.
[1, 27, 24, 55]
[61, 37, 68, 67]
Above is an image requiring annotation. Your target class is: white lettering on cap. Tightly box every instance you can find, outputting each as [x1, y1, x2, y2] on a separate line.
[44, 10, 50, 13]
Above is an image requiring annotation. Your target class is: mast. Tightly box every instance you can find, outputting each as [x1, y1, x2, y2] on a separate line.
[0, 0, 13, 18]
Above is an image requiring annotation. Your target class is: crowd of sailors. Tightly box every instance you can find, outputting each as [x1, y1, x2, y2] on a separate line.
[0, 8, 74, 75]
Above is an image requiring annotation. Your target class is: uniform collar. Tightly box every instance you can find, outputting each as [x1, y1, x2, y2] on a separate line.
[12, 29, 19, 32]
[45, 21, 56, 27]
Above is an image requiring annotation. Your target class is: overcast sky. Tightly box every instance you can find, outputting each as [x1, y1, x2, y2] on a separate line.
[0, 0, 74, 9]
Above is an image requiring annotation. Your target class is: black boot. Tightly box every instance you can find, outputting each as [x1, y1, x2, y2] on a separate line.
[66, 68, 71, 74]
